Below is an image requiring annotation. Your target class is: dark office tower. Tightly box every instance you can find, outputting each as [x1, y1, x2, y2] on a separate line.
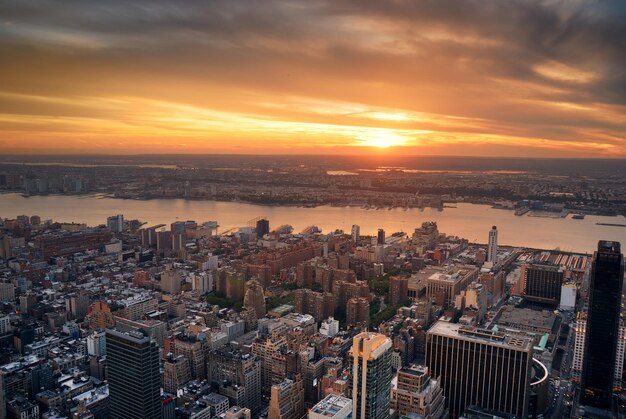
[426, 322, 533, 418]
[256, 219, 270, 238]
[106, 329, 161, 419]
[520, 264, 564, 305]
[581, 241, 624, 410]
[377, 229, 385, 245]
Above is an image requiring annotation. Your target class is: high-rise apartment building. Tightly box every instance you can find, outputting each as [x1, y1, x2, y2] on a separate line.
[391, 364, 446, 418]
[294, 289, 335, 321]
[377, 229, 385, 246]
[389, 276, 409, 305]
[426, 322, 532, 418]
[106, 329, 161, 419]
[350, 332, 393, 419]
[106, 214, 124, 233]
[581, 241, 624, 410]
[487, 225, 498, 263]
[351, 225, 360, 245]
[346, 297, 370, 329]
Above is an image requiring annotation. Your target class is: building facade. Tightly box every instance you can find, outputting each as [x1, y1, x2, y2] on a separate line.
[350, 332, 393, 419]
[106, 329, 161, 419]
[581, 241, 624, 410]
[426, 322, 532, 418]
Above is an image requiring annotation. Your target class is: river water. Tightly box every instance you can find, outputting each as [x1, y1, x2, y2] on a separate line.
[1, 193, 625, 253]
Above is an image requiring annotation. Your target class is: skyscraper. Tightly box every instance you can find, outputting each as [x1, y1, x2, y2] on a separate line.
[426, 322, 533, 418]
[377, 229, 385, 246]
[581, 241, 624, 410]
[487, 225, 498, 263]
[106, 329, 161, 419]
[350, 332, 393, 419]
[351, 224, 360, 244]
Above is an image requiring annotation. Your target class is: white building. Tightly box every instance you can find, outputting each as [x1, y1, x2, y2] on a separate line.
[309, 394, 352, 419]
[320, 317, 339, 337]
[87, 331, 106, 357]
[351, 225, 360, 244]
[559, 284, 577, 311]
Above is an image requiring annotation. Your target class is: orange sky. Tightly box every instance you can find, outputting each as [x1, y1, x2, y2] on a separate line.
[1, 1, 625, 157]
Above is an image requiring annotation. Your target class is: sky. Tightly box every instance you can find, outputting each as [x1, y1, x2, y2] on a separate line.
[1, 0, 625, 157]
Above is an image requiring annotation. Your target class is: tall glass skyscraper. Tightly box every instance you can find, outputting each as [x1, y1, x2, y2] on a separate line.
[106, 329, 161, 419]
[350, 332, 393, 419]
[581, 241, 624, 410]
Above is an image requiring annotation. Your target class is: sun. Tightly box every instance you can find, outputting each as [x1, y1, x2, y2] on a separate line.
[355, 129, 409, 148]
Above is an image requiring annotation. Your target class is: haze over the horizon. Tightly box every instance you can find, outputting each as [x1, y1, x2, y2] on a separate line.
[1, 0, 625, 157]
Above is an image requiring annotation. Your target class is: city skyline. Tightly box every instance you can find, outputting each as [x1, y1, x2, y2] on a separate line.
[1, 1, 626, 157]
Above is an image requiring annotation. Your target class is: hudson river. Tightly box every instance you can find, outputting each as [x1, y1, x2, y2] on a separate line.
[2, 193, 626, 253]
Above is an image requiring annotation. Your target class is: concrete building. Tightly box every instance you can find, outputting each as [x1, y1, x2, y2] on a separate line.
[391, 364, 446, 418]
[559, 283, 577, 311]
[66, 291, 89, 320]
[86, 331, 106, 357]
[163, 354, 192, 394]
[350, 332, 393, 419]
[161, 269, 182, 294]
[426, 265, 479, 307]
[346, 297, 369, 330]
[268, 376, 305, 419]
[294, 289, 335, 322]
[106, 214, 124, 233]
[320, 317, 339, 337]
[87, 301, 115, 331]
[243, 279, 266, 319]
[390, 276, 409, 305]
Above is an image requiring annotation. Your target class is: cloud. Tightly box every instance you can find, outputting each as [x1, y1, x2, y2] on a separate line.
[0, 0, 624, 156]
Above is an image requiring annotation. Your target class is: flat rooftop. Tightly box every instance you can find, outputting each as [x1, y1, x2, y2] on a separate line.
[494, 306, 558, 334]
[311, 394, 352, 416]
[428, 321, 532, 351]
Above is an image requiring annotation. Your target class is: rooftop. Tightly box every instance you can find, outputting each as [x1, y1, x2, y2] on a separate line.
[428, 321, 532, 351]
[310, 394, 352, 416]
